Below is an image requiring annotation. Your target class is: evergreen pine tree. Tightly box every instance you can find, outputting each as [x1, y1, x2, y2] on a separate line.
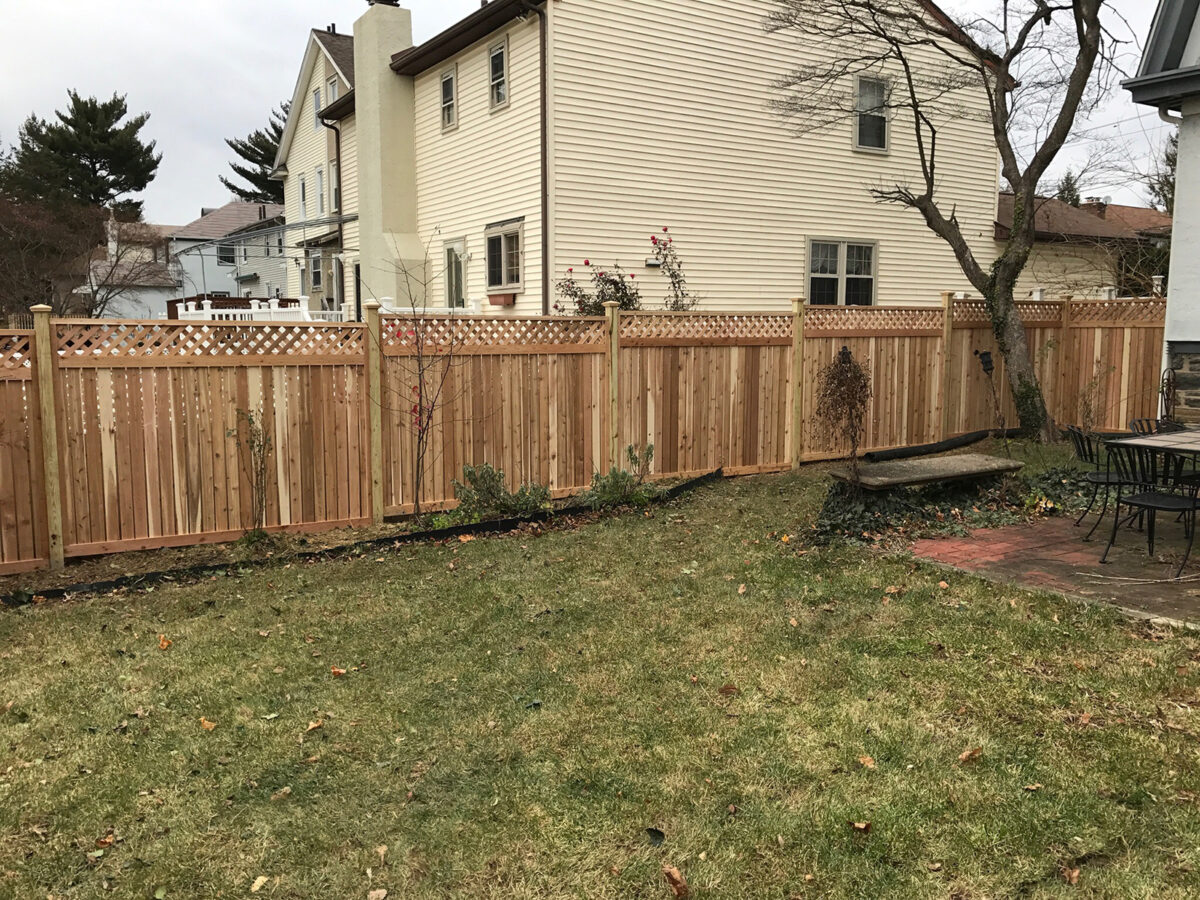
[1055, 170, 1081, 207]
[220, 102, 289, 204]
[1, 91, 160, 219]
[1149, 131, 1178, 215]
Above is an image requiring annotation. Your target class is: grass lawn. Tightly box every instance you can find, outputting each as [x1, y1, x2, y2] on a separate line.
[3, 457, 1200, 898]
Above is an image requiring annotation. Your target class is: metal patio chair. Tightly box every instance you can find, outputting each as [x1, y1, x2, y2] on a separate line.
[1067, 425, 1132, 540]
[1129, 418, 1159, 435]
[1100, 443, 1200, 578]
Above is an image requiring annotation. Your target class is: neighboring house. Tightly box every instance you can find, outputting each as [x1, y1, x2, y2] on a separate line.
[75, 219, 179, 318]
[996, 194, 1171, 300]
[221, 211, 291, 300]
[273, 25, 358, 313]
[1126, 0, 1200, 418]
[169, 202, 287, 304]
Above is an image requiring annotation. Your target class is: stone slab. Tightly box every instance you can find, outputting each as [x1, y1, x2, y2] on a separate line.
[830, 453, 1024, 491]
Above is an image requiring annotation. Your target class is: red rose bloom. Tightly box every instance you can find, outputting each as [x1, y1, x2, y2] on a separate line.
[584, 259, 590, 266]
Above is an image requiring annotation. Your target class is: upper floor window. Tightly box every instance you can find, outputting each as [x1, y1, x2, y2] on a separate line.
[445, 240, 466, 308]
[217, 244, 234, 266]
[441, 68, 458, 129]
[485, 220, 523, 292]
[809, 239, 876, 306]
[313, 88, 322, 130]
[316, 167, 325, 216]
[327, 77, 339, 104]
[310, 251, 323, 291]
[855, 76, 888, 151]
[299, 175, 308, 220]
[330, 160, 340, 212]
[277, 233, 284, 256]
[489, 39, 509, 109]
[241, 243, 249, 262]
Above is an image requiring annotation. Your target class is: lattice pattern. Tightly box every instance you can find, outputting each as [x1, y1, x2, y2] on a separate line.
[55, 322, 364, 362]
[381, 316, 608, 351]
[804, 305, 943, 333]
[620, 313, 791, 343]
[1070, 298, 1166, 325]
[0, 332, 33, 373]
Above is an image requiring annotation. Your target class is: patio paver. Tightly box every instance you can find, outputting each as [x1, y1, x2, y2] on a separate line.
[911, 516, 1200, 626]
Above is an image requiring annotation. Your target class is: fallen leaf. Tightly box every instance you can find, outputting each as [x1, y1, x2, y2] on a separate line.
[885, 585, 900, 595]
[928, 862, 943, 872]
[157, 634, 172, 651]
[1025, 783, 1043, 792]
[153, 887, 168, 899]
[95, 833, 114, 849]
[1079, 712, 1092, 726]
[851, 821, 872, 833]
[261, 713, 280, 721]
[200, 717, 216, 732]
[368, 891, 388, 900]
[718, 684, 740, 697]
[250, 876, 269, 893]
[270, 786, 292, 801]
[258, 630, 270, 638]
[958, 746, 982, 764]
[376, 845, 388, 865]
[1062, 866, 1080, 885]
[662, 864, 690, 899]
[331, 666, 347, 677]
[780, 534, 791, 544]
[858, 755, 876, 770]
[458, 534, 475, 543]
[938, 581, 949, 590]
[306, 720, 324, 733]
[788, 617, 798, 628]
[737, 584, 747, 595]
[727, 804, 738, 816]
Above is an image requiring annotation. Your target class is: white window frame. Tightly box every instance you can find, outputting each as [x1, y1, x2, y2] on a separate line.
[309, 251, 323, 291]
[489, 38, 510, 110]
[330, 160, 340, 212]
[241, 243, 249, 262]
[316, 167, 325, 216]
[441, 67, 458, 130]
[444, 238, 467, 308]
[277, 233, 284, 256]
[217, 244, 234, 266]
[327, 77, 339, 104]
[853, 75, 889, 153]
[485, 220, 524, 293]
[299, 175, 308, 220]
[807, 238, 877, 307]
[313, 88, 322, 131]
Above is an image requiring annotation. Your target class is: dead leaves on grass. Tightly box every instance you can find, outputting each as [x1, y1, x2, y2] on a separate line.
[662, 864, 689, 898]
[957, 746, 982, 765]
[858, 755, 876, 770]
[199, 717, 217, 732]
[157, 634, 171, 651]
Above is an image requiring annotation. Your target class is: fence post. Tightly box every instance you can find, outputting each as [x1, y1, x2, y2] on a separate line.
[603, 301, 621, 472]
[1057, 297, 1072, 424]
[30, 305, 64, 571]
[791, 299, 806, 467]
[940, 291, 956, 440]
[363, 300, 385, 525]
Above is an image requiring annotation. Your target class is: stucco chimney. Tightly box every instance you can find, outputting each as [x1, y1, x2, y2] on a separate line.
[354, 2, 423, 304]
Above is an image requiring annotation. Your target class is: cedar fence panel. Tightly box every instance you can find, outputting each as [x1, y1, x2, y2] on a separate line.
[51, 320, 370, 559]
[0, 331, 48, 574]
[378, 315, 610, 514]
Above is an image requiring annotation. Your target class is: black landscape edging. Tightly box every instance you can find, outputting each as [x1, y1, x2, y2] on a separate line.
[1, 468, 723, 607]
[863, 429, 1023, 463]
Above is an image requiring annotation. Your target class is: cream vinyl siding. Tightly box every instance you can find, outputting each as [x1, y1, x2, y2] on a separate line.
[283, 50, 351, 298]
[413, 19, 542, 313]
[1007, 241, 1119, 300]
[548, 0, 999, 310]
[339, 114, 361, 304]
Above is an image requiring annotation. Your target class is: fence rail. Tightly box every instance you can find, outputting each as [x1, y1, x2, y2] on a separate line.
[0, 296, 1166, 575]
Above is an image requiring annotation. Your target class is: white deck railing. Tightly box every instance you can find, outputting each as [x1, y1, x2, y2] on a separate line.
[175, 298, 347, 323]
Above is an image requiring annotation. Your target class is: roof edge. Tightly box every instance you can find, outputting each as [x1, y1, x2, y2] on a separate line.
[390, 0, 539, 76]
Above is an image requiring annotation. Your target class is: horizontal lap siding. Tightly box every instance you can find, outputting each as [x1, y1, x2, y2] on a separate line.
[548, 0, 998, 311]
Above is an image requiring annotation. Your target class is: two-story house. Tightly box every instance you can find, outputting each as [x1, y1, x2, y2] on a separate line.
[273, 0, 1139, 317]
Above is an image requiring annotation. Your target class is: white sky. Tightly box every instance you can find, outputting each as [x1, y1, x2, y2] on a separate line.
[0, 0, 1169, 226]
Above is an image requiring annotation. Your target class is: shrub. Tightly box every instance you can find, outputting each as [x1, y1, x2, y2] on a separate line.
[452, 464, 551, 521]
[580, 445, 666, 510]
[554, 261, 642, 316]
[649, 227, 698, 311]
[815, 346, 872, 483]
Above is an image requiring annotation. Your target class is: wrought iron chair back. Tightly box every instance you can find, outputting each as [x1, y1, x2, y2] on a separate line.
[1066, 425, 1101, 469]
[1106, 442, 1188, 493]
[1129, 418, 1159, 436]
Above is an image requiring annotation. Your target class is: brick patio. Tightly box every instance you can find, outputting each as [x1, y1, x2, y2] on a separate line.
[911, 515, 1200, 626]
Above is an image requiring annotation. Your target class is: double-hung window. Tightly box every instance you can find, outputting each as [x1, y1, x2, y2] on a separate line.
[327, 77, 339, 104]
[441, 68, 457, 129]
[485, 220, 523, 292]
[310, 252, 323, 291]
[489, 39, 509, 109]
[217, 244, 234, 266]
[330, 160, 340, 212]
[313, 88, 322, 130]
[316, 167, 325, 216]
[445, 240, 466, 308]
[808, 240, 876, 306]
[299, 175, 308, 220]
[855, 76, 888, 151]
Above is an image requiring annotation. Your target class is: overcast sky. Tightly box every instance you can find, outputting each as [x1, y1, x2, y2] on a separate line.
[0, 0, 1168, 227]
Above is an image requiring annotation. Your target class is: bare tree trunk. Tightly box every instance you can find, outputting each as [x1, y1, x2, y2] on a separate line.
[991, 282, 1055, 441]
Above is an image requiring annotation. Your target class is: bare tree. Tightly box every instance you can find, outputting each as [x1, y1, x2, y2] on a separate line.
[0, 195, 103, 316]
[767, 0, 1128, 440]
[79, 217, 175, 317]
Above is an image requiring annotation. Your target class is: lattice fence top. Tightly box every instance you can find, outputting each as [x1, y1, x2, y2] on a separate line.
[381, 315, 608, 354]
[620, 312, 791, 345]
[804, 305, 943, 334]
[0, 331, 33, 378]
[1070, 298, 1166, 325]
[55, 321, 365, 366]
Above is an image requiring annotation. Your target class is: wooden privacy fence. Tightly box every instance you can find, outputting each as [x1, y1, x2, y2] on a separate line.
[0, 296, 1166, 575]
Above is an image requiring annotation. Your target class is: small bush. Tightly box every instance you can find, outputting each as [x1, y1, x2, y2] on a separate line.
[452, 464, 551, 521]
[580, 445, 666, 510]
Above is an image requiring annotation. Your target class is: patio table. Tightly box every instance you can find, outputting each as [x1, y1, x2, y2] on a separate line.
[1106, 428, 1200, 455]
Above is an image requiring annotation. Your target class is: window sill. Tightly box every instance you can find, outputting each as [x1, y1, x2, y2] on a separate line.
[851, 144, 890, 156]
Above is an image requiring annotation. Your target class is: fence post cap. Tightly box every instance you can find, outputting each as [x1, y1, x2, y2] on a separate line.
[363, 300, 382, 311]
[29, 304, 52, 313]
[601, 301, 621, 309]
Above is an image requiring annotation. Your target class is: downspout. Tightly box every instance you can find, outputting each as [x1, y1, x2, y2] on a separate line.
[520, 0, 551, 313]
[321, 115, 346, 313]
